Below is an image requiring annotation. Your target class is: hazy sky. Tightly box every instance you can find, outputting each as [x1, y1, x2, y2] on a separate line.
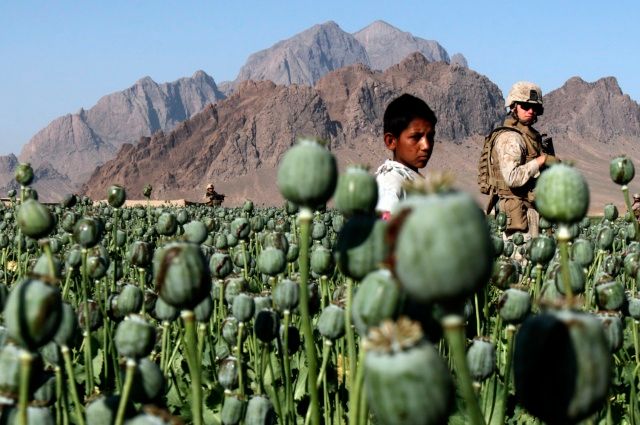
[1, 0, 638, 156]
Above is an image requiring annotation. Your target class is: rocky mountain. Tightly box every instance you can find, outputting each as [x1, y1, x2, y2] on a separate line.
[353, 20, 449, 70]
[235, 21, 370, 87]
[82, 53, 503, 203]
[0, 155, 76, 198]
[18, 70, 225, 187]
[232, 20, 461, 90]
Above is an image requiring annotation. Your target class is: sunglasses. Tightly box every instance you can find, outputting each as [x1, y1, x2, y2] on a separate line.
[518, 103, 543, 114]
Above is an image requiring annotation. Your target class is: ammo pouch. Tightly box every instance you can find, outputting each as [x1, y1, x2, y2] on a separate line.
[499, 198, 530, 232]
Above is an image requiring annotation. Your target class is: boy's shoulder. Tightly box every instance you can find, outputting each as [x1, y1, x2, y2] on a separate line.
[375, 160, 420, 180]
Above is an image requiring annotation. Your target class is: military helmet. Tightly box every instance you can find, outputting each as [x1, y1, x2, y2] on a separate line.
[505, 81, 543, 108]
[634, 193, 640, 200]
[206, 184, 214, 190]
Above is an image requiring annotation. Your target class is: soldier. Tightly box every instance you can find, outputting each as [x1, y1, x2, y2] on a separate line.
[205, 184, 225, 206]
[633, 193, 640, 219]
[486, 81, 559, 237]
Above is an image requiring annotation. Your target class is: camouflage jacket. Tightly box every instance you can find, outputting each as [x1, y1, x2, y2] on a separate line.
[374, 160, 424, 212]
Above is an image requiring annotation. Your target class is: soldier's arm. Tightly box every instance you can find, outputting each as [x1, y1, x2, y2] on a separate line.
[495, 133, 541, 188]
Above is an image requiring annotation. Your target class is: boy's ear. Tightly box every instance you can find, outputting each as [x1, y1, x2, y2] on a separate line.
[383, 133, 397, 151]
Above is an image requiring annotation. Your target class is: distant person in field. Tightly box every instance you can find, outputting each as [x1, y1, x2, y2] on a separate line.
[205, 183, 225, 206]
[483, 81, 559, 238]
[375, 93, 437, 219]
[633, 193, 640, 219]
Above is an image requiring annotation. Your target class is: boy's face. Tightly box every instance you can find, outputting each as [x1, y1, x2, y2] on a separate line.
[384, 117, 435, 172]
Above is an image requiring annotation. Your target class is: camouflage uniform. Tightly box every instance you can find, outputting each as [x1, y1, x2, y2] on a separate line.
[633, 194, 640, 219]
[492, 116, 543, 237]
[375, 159, 424, 213]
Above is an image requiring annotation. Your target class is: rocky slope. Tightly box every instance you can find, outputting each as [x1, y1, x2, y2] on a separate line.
[82, 53, 504, 204]
[18, 71, 225, 186]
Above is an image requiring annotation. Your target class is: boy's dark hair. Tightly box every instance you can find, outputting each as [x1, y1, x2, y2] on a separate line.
[383, 94, 437, 138]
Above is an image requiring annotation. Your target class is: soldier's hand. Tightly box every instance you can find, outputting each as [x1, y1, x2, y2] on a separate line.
[544, 155, 561, 166]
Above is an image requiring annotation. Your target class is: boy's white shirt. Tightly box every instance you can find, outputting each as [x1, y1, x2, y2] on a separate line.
[374, 160, 424, 212]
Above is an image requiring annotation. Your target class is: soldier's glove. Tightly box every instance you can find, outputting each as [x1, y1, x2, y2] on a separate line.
[544, 155, 561, 166]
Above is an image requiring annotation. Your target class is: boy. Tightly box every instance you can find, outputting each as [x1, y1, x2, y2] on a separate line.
[375, 93, 437, 218]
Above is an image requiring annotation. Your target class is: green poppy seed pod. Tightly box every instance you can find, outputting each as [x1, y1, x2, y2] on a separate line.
[194, 295, 214, 322]
[610, 155, 635, 185]
[286, 243, 299, 262]
[352, 269, 400, 335]
[263, 231, 289, 252]
[152, 297, 179, 322]
[222, 394, 247, 425]
[535, 164, 590, 223]
[554, 260, 586, 295]
[257, 247, 286, 276]
[603, 203, 618, 221]
[73, 217, 103, 248]
[118, 284, 144, 316]
[496, 211, 507, 229]
[213, 233, 229, 249]
[491, 236, 504, 257]
[218, 356, 239, 390]
[176, 209, 189, 225]
[244, 395, 276, 425]
[254, 295, 272, 317]
[87, 255, 108, 280]
[4, 278, 62, 349]
[77, 300, 103, 331]
[230, 217, 251, 240]
[254, 309, 279, 343]
[572, 238, 594, 267]
[514, 310, 611, 424]
[279, 324, 301, 355]
[15, 162, 34, 186]
[626, 221, 637, 242]
[310, 245, 334, 275]
[53, 302, 78, 347]
[1, 406, 55, 424]
[596, 226, 614, 251]
[336, 214, 389, 280]
[498, 288, 531, 324]
[232, 294, 255, 323]
[332, 214, 345, 232]
[153, 241, 211, 310]
[394, 192, 493, 304]
[128, 241, 152, 268]
[32, 371, 57, 406]
[222, 317, 246, 347]
[365, 326, 454, 425]
[595, 280, 625, 311]
[107, 184, 126, 208]
[466, 338, 497, 382]
[114, 315, 156, 359]
[86, 395, 135, 425]
[503, 241, 514, 257]
[33, 252, 62, 280]
[273, 279, 299, 312]
[210, 253, 233, 279]
[127, 358, 164, 403]
[182, 220, 208, 244]
[284, 200, 299, 215]
[250, 216, 265, 232]
[627, 295, 640, 320]
[596, 312, 624, 352]
[334, 166, 378, 216]
[60, 193, 77, 209]
[624, 252, 640, 278]
[311, 220, 327, 240]
[243, 199, 254, 214]
[17, 199, 55, 239]
[155, 212, 177, 236]
[511, 232, 525, 246]
[224, 277, 247, 306]
[232, 249, 253, 269]
[277, 138, 338, 208]
[602, 254, 622, 277]
[317, 304, 346, 340]
[529, 235, 556, 265]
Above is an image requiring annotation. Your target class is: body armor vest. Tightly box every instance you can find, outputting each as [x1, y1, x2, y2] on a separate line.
[489, 117, 542, 203]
